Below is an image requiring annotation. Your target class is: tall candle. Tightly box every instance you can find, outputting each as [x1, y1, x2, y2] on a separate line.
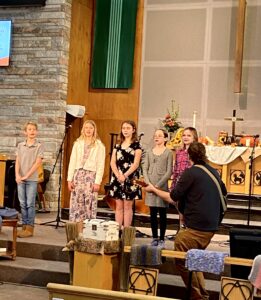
[192, 111, 197, 128]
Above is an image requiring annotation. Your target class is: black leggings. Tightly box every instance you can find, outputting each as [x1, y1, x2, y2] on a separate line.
[150, 206, 167, 241]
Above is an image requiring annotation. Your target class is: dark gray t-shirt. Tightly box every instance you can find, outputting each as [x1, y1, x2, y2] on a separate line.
[170, 163, 227, 232]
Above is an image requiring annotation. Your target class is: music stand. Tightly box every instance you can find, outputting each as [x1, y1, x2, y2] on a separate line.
[40, 126, 70, 228]
[247, 135, 258, 226]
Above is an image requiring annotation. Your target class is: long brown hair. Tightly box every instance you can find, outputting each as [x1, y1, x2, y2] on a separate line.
[180, 127, 198, 149]
[184, 127, 198, 141]
[119, 120, 138, 144]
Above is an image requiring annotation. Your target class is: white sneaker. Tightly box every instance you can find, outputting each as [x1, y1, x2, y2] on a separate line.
[151, 238, 158, 246]
[158, 240, 165, 249]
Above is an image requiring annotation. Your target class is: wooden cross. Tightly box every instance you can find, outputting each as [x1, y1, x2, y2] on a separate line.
[234, 0, 247, 93]
[224, 109, 244, 136]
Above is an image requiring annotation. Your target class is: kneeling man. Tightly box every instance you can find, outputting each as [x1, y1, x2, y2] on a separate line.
[146, 142, 227, 300]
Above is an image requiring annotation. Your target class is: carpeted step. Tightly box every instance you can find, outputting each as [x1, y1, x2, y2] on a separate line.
[0, 274, 221, 300]
[0, 240, 69, 262]
[158, 274, 220, 300]
[0, 256, 69, 287]
[0, 282, 48, 300]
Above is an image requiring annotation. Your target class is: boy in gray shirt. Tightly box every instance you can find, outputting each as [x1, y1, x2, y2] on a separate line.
[16, 121, 44, 238]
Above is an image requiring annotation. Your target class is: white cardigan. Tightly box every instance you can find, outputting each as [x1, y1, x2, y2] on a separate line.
[67, 139, 106, 185]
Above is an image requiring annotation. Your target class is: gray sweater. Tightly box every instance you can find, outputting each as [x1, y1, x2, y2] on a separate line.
[142, 148, 173, 207]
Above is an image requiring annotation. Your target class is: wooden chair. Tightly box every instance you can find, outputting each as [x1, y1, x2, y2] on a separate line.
[0, 218, 18, 260]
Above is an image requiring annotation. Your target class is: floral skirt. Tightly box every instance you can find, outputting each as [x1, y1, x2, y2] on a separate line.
[69, 169, 97, 222]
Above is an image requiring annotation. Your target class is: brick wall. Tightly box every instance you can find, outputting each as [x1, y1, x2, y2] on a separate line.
[0, 0, 72, 209]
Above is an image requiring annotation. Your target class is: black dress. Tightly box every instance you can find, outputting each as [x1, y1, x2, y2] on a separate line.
[109, 141, 142, 200]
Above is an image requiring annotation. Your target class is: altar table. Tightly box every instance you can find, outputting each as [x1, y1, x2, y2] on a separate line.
[205, 146, 261, 195]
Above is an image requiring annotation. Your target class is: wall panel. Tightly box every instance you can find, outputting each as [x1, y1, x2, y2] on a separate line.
[62, 0, 144, 207]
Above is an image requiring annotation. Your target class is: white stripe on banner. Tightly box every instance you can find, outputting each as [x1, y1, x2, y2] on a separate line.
[105, 0, 123, 88]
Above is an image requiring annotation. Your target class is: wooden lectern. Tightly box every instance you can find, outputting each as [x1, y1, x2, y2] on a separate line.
[0, 154, 8, 206]
[0, 154, 16, 207]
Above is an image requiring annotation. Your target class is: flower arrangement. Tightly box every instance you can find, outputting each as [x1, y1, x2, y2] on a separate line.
[161, 100, 181, 132]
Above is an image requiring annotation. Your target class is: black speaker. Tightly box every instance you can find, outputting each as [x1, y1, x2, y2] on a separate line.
[229, 228, 261, 279]
[0, 0, 46, 7]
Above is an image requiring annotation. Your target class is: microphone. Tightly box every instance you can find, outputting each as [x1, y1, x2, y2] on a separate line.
[254, 134, 259, 138]
[138, 132, 144, 142]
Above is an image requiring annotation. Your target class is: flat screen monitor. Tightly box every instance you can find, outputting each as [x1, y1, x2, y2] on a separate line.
[0, 0, 46, 6]
[0, 20, 12, 66]
[229, 227, 261, 279]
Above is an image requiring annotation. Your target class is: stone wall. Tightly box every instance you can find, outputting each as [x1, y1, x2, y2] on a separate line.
[0, 0, 72, 210]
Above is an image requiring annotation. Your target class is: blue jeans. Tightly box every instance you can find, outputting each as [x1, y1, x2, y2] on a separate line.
[17, 181, 37, 226]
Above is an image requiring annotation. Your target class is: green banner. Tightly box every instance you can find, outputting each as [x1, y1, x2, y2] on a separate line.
[91, 0, 138, 89]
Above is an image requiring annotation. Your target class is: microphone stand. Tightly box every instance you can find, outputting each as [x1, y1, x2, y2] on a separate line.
[40, 126, 70, 228]
[247, 136, 258, 226]
[132, 198, 150, 238]
[109, 133, 118, 179]
[132, 133, 150, 238]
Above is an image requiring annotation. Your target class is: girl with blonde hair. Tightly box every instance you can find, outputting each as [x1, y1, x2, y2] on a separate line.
[67, 120, 105, 232]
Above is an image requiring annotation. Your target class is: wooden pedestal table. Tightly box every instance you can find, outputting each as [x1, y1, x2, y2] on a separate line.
[0, 218, 18, 260]
[73, 251, 120, 291]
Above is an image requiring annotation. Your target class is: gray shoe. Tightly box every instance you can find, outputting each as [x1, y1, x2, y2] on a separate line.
[158, 240, 165, 249]
[151, 238, 158, 246]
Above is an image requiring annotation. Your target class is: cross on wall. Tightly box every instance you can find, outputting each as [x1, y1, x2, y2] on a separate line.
[234, 0, 247, 93]
[224, 109, 244, 137]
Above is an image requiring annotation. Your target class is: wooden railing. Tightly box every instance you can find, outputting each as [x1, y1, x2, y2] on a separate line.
[47, 283, 178, 300]
[124, 246, 253, 267]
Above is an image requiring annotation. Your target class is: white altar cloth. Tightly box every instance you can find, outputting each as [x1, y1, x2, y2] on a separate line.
[205, 146, 248, 165]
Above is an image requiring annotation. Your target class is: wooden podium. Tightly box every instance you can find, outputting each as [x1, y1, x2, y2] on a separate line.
[73, 251, 120, 291]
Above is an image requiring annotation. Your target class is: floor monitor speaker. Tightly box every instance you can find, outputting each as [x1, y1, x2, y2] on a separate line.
[229, 227, 261, 279]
